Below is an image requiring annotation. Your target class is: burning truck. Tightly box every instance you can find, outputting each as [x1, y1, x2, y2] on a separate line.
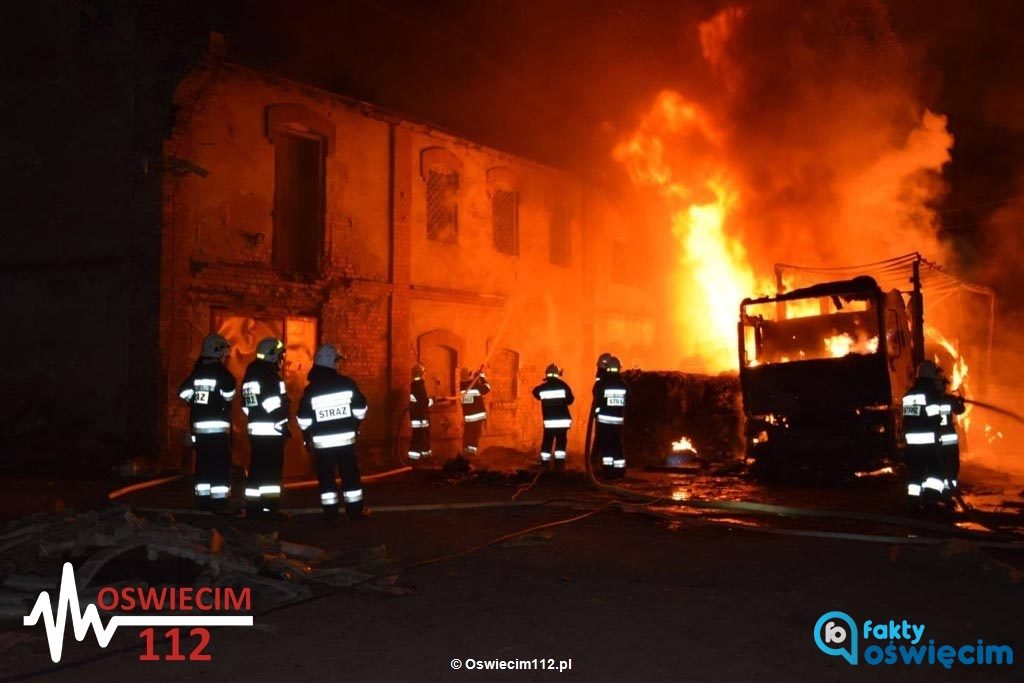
[738, 276, 916, 477]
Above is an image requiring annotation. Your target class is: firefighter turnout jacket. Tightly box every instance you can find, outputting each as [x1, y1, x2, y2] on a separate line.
[410, 377, 433, 428]
[241, 359, 290, 436]
[593, 373, 628, 425]
[296, 366, 368, 449]
[902, 377, 943, 447]
[936, 391, 966, 447]
[460, 373, 491, 422]
[178, 359, 236, 434]
[532, 376, 575, 428]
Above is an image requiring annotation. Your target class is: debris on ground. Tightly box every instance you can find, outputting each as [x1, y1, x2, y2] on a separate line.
[623, 370, 743, 468]
[0, 506, 409, 619]
[441, 455, 472, 476]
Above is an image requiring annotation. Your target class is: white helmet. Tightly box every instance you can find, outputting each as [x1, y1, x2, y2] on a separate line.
[201, 334, 230, 360]
[314, 343, 341, 368]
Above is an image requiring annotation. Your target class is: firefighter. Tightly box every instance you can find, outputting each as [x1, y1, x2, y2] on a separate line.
[177, 334, 236, 510]
[935, 367, 966, 494]
[408, 363, 433, 461]
[901, 360, 945, 507]
[459, 366, 490, 458]
[241, 337, 290, 518]
[593, 355, 628, 478]
[296, 344, 368, 521]
[532, 363, 575, 469]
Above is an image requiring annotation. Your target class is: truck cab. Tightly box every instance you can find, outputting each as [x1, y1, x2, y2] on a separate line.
[738, 276, 915, 477]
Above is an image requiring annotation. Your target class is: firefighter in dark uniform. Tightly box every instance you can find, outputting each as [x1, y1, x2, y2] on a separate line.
[532, 363, 575, 469]
[297, 344, 368, 520]
[408, 363, 433, 461]
[177, 334, 236, 509]
[901, 360, 945, 507]
[459, 367, 490, 458]
[593, 355, 628, 478]
[241, 337, 290, 518]
[935, 367, 966, 494]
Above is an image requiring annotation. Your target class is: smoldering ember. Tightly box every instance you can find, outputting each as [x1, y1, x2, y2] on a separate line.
[2, 1, 1024, 681]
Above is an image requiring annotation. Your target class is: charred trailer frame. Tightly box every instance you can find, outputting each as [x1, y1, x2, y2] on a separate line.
[738, 276, 915, 477]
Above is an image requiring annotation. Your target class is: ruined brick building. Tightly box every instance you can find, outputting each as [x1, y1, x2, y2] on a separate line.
[160, 38, 664, 474]
[3, 3, 667, 475]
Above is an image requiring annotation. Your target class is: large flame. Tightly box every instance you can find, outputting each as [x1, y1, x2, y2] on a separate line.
[672, 436, 698, 453]
[926, 325, 972, 432]
[614, 4, 953, 373]
[614, 92, 773, 370]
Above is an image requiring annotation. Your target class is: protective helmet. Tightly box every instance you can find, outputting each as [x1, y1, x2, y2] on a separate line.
[460, 367, 474, 382]
[201, 334, 230, 360]
[597, 352, 613, 371]
[545, 363, 562, 377]
[314, 343, 341, 368]
[606, 355, 622, 373]
[916, 360, 938, 381]
[256, 337, 285, 363]
[411, 363, 426, 380]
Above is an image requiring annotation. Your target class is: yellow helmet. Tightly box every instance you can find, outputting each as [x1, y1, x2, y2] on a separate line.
[256, 337, 285, 363]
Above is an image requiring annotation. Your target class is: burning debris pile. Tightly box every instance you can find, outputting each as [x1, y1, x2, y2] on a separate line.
[623, 370, 742, 468]
[0, 507, 405, 619]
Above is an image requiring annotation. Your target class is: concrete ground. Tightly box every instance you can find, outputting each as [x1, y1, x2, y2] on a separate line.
[1, 465, 1023, 682]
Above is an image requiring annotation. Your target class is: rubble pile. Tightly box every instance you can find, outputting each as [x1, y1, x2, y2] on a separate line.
[0, 507, 406, 619]
[623, 370, 743, 467]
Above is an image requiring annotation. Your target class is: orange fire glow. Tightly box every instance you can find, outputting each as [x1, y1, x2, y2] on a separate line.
[926, 325, 972, 431]
[614, 4, 953, 373]
[672, 436, 698, 453]
[823, 333, 879, 358]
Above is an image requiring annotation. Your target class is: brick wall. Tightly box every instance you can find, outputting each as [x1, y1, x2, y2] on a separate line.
[161, 51, 667, 474]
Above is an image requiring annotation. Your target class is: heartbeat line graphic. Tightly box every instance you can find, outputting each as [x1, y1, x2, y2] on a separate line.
[24, 562, 253, 663]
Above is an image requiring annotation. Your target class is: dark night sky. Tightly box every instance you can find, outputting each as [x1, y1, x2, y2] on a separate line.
[212, 0, 1024, 293]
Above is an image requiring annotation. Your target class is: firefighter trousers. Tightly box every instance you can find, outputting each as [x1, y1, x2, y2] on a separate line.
[596, 422, 625, 473]
[315, 444, 363, 518]
[904, 443, 946, 497]
[540, 428, 568, 463]
[193, 432, 231, 507]
[463, 419, 484, 456]
[939, 443, 960, 486]
[246, 435, 284, 513]
[410, 425, 431, 459]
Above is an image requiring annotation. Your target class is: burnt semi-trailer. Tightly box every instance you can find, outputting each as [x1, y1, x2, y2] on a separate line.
[738, 276, 916, 477]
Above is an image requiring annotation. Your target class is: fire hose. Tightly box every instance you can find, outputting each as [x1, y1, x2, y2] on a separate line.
[578, 385, 1024, 543]
[105, 392, 1024, 535]
[963, 397, 1024, 425]
[923, 396, 1024, 533]
[13, 486, 1024, 683]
